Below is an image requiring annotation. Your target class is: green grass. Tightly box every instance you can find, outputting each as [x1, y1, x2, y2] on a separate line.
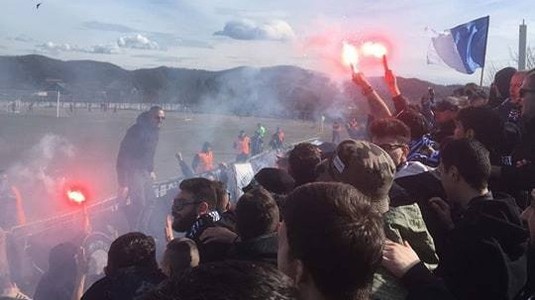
[1, 108, 342, 201]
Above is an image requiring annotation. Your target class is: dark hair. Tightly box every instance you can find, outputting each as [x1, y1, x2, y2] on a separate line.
[397, 109, 430, 140]
[202, 142, 211, 152]
[107, 232, 158, 274]
[236, 187, 279, 241]
[162, 238, 199, 278]
[441, 138, 491, 191]
[212, 180, 228, 212]
[282, 182, 384, 300]
[456, 106, 504, 163]
[369, 117, 411, 144]
[149, 106, 163, 113]
[288, 143, 322, 186]
[179, 177, 217, 210]
[144, 260, 297, 300]
[48, 242, 77, 275]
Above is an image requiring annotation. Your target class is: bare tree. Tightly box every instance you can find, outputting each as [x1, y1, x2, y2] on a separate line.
[510, 46, 535, 70]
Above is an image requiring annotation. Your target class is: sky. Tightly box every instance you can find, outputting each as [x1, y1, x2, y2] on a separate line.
[0, 0, 533, 85]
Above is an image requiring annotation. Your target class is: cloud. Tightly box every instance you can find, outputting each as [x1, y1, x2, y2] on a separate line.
[117, 34, 159, 50]
[36, 41, 120, 54]
[81, 21, 136, 33]
[214, 19, 295, 41]
[8, 35, 36, 43]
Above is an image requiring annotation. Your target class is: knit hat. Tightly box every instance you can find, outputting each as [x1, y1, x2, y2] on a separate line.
[316, 140, 396, 213]
[243, 168, 295, 195]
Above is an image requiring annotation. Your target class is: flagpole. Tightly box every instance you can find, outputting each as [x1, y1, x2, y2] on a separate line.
[479, 15, 490, 87]
[479, 65, 485, 86]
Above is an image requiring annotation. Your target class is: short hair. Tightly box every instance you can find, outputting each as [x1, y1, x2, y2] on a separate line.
[441, 138, 491, 191]
[48, 242, 77, 275]
[396, 109, 430, 140]
[144, 260, 297, 300]
[236, 187, 279, 241]
[282, 182, 384, 300]
[456, 106, 504, 161]
[369, 117, 411, 144]
[161, 238, 199, 278]
[212, 180, 228, 212]
[107, 232, 158, 274]
[149, 106, 163, 113]
[179, 178, 217, 210]
[288, 143, 322, 186]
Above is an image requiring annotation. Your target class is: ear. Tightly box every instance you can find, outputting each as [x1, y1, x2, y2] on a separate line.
[402, 145, 410, 158]
[197, 201, 209, 215]
[449, 165, 461, 182]
[465, 128, 475, 139]
[294, 259, 306, 286]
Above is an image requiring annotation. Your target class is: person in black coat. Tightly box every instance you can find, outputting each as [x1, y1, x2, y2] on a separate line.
[116, 106, 165, 230]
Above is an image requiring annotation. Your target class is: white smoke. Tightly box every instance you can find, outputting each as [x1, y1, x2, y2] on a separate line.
[214, 19, 295, 41]
[9, 134, 76, 194]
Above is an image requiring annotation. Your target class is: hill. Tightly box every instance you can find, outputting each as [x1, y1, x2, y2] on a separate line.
[0, 54, 460, 119]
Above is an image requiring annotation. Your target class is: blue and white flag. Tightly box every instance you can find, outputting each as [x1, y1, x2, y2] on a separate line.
[427, 16, 489, 74]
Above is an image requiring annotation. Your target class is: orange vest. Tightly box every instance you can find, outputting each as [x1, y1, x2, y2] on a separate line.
[235, 136, 250, 155]
[196, 151, 214, 173]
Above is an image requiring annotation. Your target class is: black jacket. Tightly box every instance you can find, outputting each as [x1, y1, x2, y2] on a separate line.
[81, 266, 166, 300]
[435, 193, 528, 300]
[116, 112, 160, 186]
[229, 233, 278, 266]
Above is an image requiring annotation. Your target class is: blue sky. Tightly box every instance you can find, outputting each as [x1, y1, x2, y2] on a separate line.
[1, 0, 533, 84]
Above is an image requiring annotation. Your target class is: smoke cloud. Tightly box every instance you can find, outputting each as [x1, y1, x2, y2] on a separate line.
[9, 134, 76, 195]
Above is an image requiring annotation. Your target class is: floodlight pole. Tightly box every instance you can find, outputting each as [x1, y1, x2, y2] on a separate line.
[56, 89, 61, 118]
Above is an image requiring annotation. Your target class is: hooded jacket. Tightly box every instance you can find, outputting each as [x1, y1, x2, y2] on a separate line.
[116, 112, 160, 186]
[435, 193, 528, 300]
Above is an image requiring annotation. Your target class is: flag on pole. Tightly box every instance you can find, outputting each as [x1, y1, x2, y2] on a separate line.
[427, 16, 489, 74]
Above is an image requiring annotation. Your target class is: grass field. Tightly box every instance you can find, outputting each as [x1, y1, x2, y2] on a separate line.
[0, 107, 345, 216]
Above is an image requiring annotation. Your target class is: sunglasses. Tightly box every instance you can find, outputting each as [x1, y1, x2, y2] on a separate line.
[172, 199, 201, 211]
[519, 88, 535, 98]
[378, 143, 405, 152]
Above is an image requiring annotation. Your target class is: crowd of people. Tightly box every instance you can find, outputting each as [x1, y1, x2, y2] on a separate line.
[2, 65, 535, 300]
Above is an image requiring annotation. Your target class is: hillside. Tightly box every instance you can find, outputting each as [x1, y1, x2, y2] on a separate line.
[0, 54, 460, 119]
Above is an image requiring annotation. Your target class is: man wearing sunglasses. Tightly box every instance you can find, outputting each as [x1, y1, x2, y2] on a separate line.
[171, 177, 230, 263]
[116, 106, 165, 230]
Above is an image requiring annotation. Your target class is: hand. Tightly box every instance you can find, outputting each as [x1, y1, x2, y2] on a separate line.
[352, 72, 372, 89]
[75, 246, 89, 275]
[117, 186, 128, 200]
[516, 159, 530, 168]
[165, 214, 174, 242]
[175, 151, 183, 162]
[149, 171, 156, 181]
[1, 282, 20, 297]
[384, 69, 401, 97]
[382, 240, 421, 278]
[429, 197, 454, 230]
[200, 227, 238, 244]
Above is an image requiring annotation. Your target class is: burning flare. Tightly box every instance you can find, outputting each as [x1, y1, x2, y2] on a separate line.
[360, 41, 388, 58]
[67, 190, 86, 204]
[342, 42, 359, 72]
